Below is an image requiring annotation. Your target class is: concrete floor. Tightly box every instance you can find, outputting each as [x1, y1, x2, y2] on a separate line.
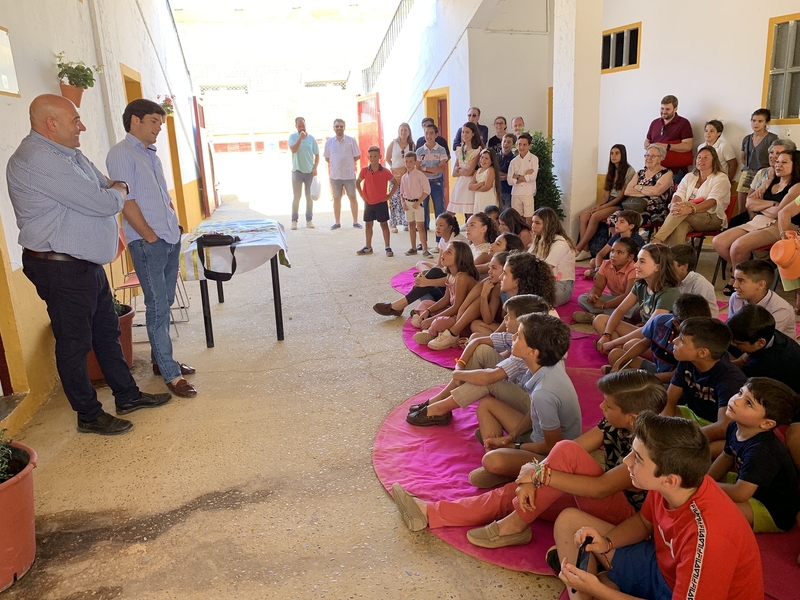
[6, 197, 780, 600]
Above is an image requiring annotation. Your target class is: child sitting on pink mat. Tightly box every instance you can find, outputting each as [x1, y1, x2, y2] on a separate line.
[391, 370, 666, 550]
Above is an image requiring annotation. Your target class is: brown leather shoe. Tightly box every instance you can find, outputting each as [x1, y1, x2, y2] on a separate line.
[373, 302, 403, 317]
[153, 362, 196, 376]
[166, 378, 197, 398]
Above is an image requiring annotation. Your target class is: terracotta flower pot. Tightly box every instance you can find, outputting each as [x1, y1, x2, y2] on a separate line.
[59, 82, 84, 108]
[0, 441, 38, 592]
[87, 304, 136, 381]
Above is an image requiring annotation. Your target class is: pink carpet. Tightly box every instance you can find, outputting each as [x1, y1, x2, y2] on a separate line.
[374, 385, 800, 597]
[402, 318, 462, 369]
[390, 268, 416, 295]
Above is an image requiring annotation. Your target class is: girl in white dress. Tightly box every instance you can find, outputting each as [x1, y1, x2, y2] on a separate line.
[470, 149, 502, 214]
[447, 122, 482, 218]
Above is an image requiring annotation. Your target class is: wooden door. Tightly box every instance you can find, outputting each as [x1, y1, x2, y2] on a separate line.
[357, 93, 383, 166]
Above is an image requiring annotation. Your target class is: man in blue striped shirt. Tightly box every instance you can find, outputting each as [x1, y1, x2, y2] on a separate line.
[107, 99, 197, 399]
[7, 94, 172, 435]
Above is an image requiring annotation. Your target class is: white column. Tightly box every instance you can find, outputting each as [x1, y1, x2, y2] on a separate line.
[552, 0, 603, 237]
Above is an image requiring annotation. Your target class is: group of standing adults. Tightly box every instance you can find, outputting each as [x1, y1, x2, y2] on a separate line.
[7, 94, 199, 435]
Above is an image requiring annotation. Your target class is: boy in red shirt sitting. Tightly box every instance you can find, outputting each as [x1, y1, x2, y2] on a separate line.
[554, 411, 763, 600]
[355, 146, 398, 257]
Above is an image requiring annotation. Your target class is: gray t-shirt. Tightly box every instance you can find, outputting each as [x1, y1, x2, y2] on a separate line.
[524, 362, 582, 443]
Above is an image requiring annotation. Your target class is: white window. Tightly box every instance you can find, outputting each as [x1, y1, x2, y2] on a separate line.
[601, 23, 640, 74]
[765, 14, 800, 122]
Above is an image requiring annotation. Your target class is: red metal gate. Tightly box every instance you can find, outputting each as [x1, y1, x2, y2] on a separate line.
[356, 93, 383, 166]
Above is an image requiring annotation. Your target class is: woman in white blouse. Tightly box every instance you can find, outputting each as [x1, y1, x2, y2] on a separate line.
[651, 146, 731, 247]
[697, 119, 738, 184]
[529, 207, 576, 306]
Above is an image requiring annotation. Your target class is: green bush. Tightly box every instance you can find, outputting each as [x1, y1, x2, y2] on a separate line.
[530, 131, 564, 218]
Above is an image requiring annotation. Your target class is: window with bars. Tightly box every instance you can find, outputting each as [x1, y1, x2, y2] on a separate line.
[765, 15, 800, 122]
[601, 23, 640, 73]
[199, 85, 248, 95]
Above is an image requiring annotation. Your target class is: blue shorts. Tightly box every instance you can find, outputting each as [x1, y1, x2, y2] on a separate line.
[364, 201, 389, 223]
[606, 541, 671, 600]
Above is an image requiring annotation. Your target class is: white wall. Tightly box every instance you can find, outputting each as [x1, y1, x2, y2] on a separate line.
[371, 0, 553, 147]
[598, 0, 800, 175]
[0, 0, 197, 269]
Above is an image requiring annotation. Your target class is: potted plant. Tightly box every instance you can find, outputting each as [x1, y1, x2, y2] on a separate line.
[87, 298, 135, 381]
[0, 429, 38, 592]
[157, 94, 176, 115]
[529, 131, 565, 218]
[55, 51, 102, 107]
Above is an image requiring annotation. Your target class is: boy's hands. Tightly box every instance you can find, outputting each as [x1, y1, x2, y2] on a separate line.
[515, 482, 536, 512]
[484, 434, 514, 450]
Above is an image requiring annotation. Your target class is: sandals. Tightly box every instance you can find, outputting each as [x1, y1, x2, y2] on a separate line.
[722, 283, 735, 296]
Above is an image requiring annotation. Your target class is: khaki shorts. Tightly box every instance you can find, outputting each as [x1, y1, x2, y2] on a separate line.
[511, 194, 535, 217]
[404, 200, 425, 222]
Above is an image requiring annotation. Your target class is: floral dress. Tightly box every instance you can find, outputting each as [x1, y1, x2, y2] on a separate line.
[637, 167, 673, 228]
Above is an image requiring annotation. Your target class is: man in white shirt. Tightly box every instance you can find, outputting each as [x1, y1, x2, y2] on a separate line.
[323, 118, 361, 230]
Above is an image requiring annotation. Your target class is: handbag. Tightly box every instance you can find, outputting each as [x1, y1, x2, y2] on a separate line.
[620, 197, 648, 213]
[310, 176, 321, 201]
[196, 234, 240, 281]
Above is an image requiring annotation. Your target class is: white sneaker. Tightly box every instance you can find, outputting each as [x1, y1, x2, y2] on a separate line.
[411, 313, 423, 329]
[575, 250, 592, 261]
[306, 221, 315, 229]
[291, 221, 298, 230]
[413, 329, 435, 344]
[428, 329, 459, 350]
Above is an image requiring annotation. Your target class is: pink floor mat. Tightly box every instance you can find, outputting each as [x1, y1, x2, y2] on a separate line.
[402, 318, 461, 369]
[390, 268, 416, 295]
[374, 385, 800, 597]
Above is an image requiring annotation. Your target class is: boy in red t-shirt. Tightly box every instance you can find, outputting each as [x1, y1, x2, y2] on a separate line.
[553, 411, 763, 600]
[355, 146, 398, 257]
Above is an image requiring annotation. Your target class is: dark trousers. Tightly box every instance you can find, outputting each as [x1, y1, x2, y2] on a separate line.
[23, 254, 140, 421]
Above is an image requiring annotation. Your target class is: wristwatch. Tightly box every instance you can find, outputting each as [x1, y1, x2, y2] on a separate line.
[514, 442, 522, 450]
[117, 181, 130, 194]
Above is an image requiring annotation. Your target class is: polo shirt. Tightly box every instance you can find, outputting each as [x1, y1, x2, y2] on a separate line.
[288, 132, 319, 173]
[728, 290, 796, 339]
[416, 143, 449, 182]
[524, 362, 582, 443]
[597, 259, 636, 297]
[646, 114, 693, 144]
[358, 164, 395, 205]
[415, 135, 450, 158]
[323, 135, 360, 180]
[670, 354, 747, 422]
[400, 168, 430, 200]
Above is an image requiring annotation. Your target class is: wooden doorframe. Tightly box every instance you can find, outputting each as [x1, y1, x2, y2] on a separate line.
[423, 87, 451, 210]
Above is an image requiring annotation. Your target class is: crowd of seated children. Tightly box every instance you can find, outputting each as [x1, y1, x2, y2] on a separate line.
[529, 207, 577, 307]
[406, 294, 551, 427]
[671, 243, 718, 317]
[594, 243, 681, 356]
[651, 146, 732, 246]
[728, 259, 795, 338]
[664, 316, 748, 457]
[498, 207, 532, 249]
[490, 232, 525, 256]
[464, 212, 499, 275]
[409, 241, 479, 344]
[422, 251, 507, 351]
[583, 209, 643, 280]
[472, 313, 581, 487]
[554, 412, 763, 600]
[482, 203, 500, 224]
[603, 294, 711, 384]
[708, 377, 800, 534]
[373, 213, 466, 317]
[392, 370, 665, 548]
[573, 237, 638, 324]
[574, 144, 637, 261]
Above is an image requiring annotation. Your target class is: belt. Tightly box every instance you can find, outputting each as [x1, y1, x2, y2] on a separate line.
[23, 249, 79, 262]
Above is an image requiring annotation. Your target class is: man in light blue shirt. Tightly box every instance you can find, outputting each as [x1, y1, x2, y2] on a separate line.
[107, 99, 197, 399]
[288, 117, 319, 230]
[7, 94, 172, 435]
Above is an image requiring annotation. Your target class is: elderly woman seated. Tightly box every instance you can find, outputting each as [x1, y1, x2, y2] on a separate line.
[620, 145, 674, 230]
[652, 146, 731, 246]
[713, 146, 800, 295]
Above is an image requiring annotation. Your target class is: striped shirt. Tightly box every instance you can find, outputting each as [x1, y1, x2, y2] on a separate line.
[106, 133, 180, 244]
[6, 131, 124, 265]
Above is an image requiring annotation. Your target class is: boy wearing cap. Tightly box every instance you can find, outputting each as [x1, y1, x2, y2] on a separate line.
[728, 260, 795, 339]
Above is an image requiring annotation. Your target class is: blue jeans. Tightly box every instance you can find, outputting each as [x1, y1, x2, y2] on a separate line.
[425, 179, 445, 237]
[292, 170, 314, 223]
[22, 254, 140, 421]
[129, 238, 182, 382]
